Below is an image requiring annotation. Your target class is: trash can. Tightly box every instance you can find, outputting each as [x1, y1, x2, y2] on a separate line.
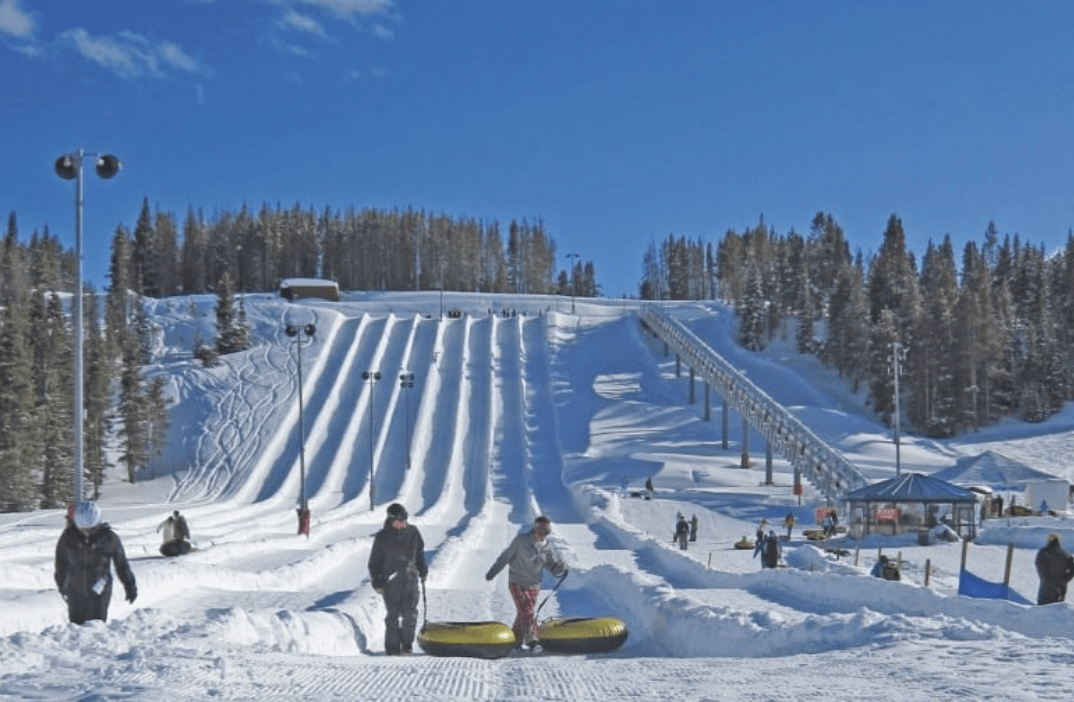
[917, 528, 931, 546]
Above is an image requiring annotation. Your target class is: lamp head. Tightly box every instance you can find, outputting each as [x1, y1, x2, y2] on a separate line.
[54, 155, 79, 180]
[95, 154, 122, 179]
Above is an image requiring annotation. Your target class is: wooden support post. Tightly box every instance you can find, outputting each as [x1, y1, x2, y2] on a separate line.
[1004, 543, 1015, 587]
[740, 414, 750, 468]
[925, 559, 931, 587]
[722, 398, 729, 450]
[689, 367, 695, 404]
[704, 383, 711, 421]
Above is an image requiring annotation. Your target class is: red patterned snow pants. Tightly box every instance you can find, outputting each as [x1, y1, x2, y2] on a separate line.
[509, 583, 540, 644]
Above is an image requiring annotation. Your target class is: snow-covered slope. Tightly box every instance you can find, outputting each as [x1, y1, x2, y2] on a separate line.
[2, 292, 1074, 701]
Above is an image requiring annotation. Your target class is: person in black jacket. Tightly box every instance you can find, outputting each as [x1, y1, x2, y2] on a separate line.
[157, 510, 193, 557]
[368, 503, 428, 655]
[1035, 532, 1074, 605]
[674, 514, 690, 550]
[54, 502, 137, 624]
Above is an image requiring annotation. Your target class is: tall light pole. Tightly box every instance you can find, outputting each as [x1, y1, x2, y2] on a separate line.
[285, 323, 316, 535]
[888, 341, 907, 477]
[399, 372, 414, 470]
[54, 149, 122, 505]
[362, 370, 381, 510]
[565, 252, 580, 314]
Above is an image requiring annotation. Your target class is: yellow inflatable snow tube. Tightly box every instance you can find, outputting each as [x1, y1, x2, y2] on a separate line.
[537, 616, 628, 654]
[416, 621, 516, 659]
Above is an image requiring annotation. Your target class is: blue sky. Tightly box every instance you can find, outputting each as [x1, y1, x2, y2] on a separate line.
[2, 0, 1073, 298]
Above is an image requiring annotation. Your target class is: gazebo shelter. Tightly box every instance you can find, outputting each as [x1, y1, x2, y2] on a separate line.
[843, 473, 978, 540]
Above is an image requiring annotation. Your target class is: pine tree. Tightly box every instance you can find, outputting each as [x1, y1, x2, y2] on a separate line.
[868, 309, 901, 427]
[867, 215, 921, 420]
[154, 209, 181, 297]
[117, 326, 147, 484]
[131, 198, 156, 296]
[83, 288, 110, 498]
[144, 374, 170, 475]
[37, 292, 74, 507]
[0, 300, 39, 511]
[214, 272, 248, 355]
[737, 267, 769, 351]
[912, 237, 960, 436]
[180, 207, 208, 294]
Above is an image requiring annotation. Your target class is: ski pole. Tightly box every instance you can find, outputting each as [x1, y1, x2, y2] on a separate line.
[536, 569, 568, 617]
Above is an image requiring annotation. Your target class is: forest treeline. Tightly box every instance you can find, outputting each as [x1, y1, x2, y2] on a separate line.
[0, 201, 596, 511]
[639, 213, 1074, 438]
[5, 193, 1072, 511]
[124, 199, 596, 299]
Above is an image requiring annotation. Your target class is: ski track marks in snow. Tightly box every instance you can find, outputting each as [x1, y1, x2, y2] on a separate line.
[9, 295, 1074, 700]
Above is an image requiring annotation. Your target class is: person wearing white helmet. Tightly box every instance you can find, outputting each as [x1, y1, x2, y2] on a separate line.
[54, 502, 138, 624]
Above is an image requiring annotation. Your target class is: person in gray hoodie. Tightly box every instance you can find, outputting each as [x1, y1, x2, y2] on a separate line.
[485, 516, 567, 650]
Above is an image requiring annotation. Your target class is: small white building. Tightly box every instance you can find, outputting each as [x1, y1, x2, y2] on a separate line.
[279, 278, 340, 302]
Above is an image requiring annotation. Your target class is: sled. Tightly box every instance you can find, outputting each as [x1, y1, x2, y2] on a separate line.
[416, 621, 517, 659]
[537, 616, 629, 654]
[733, 537, 754, 550]
[159, 540, 194, 557]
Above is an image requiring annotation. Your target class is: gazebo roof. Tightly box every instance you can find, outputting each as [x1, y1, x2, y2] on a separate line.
[843, 472, 976, 503]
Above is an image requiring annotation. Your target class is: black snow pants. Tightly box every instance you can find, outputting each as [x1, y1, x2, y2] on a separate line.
[67, 579, 113, 624]
[382, 575, 421, 654]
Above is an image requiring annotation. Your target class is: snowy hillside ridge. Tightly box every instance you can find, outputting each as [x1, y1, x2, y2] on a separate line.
[3, 292, 1074, 700]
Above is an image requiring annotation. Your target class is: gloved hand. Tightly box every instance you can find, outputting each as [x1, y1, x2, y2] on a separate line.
[125, 587, 137, 604]
[485, 568, 495, 582]
[375, 587, 384, 595]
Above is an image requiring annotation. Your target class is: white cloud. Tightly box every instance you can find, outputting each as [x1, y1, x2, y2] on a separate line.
[292, 0, 392, 20]
[0, 0, 34, 39]
[60, 28, 208, 80]
[371, 23, 393, 40]
[159, 41, 207, 75]
[62, 28, 156, 79]
[281, 10, 325, 36]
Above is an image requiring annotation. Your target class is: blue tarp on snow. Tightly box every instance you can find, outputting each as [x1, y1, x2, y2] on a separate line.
[958, 568, 1033, 605]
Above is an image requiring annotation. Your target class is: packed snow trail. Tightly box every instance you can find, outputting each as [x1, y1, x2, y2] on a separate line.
[6, 294, 1074, 701]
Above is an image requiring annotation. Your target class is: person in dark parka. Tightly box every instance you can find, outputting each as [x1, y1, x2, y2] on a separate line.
[368, 503, 428, 655]
[1035, 532, 1074, 605]
[54, 502, 137, 624]
[674, 514, 690, 550]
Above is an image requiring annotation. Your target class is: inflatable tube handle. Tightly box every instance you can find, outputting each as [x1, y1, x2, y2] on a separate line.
[536, 569, 569, 616]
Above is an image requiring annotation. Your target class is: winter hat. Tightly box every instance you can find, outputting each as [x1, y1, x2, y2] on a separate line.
[73, 502, 101, 530]
[387, 503, 408, 522]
